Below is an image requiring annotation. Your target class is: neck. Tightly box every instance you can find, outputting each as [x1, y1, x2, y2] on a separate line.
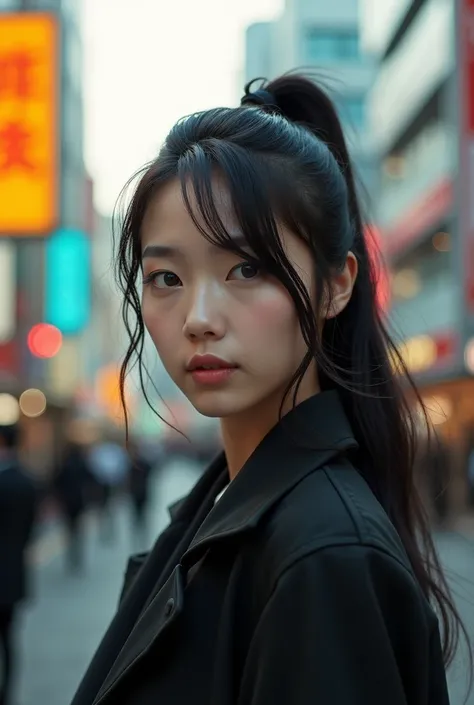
[220, 372, 319, 481]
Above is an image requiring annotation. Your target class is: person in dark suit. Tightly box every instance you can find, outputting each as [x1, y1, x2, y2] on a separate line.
[54, 441, 92, 573]
[0, 423, 37, 705]
[127, 441, 153, 550]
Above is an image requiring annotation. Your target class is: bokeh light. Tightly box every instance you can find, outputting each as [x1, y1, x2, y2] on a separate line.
[0, 393, 20, 425]
[464, 338, 474, 374]
[19, 389, 47, 418]
[27, 323, 63, 359]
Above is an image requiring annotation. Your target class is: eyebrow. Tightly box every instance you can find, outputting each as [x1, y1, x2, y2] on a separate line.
[142, 244, 179, 259]
[141, 234, 252, 260]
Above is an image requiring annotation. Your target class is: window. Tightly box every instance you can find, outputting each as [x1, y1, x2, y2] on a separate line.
[339, 34, 359, 59]
[305, 29, 359, 62]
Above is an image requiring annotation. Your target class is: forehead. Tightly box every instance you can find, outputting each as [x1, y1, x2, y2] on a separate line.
[140, 177, 236, 249]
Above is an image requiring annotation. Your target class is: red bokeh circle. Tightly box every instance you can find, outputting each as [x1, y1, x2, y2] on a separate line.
[27, 323, 63, 359]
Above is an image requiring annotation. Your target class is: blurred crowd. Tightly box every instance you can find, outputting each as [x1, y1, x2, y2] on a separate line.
[52, 434, 155, 569]
[0, 422, 161, 705]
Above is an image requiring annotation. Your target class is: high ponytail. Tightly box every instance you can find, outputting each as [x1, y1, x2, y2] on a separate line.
[246, 74, 361, 220]
[247, 73, 468, 672]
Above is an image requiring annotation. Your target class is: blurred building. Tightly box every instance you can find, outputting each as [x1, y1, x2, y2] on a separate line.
[362, 0, 474, 516]
[0, 1, 96, 481]
[244, 0, 377, 195]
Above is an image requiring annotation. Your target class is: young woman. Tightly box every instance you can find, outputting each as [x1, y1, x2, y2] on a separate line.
[71, 75, 461, 705]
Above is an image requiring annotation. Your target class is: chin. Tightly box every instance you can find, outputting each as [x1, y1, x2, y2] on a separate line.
[187, 390, 255, 419]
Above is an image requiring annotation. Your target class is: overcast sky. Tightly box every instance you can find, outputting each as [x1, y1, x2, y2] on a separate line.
[82, 0, 282, 215]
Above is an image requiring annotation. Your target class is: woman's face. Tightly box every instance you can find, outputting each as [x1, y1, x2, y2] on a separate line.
[140, 177, 318, 420]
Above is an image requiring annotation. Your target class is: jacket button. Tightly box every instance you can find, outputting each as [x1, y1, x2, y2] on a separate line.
[164, 598, 175, 617]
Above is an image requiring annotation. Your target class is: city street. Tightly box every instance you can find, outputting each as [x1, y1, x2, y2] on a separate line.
[17, 459, 202, 705]
[14, 460, 474, 705]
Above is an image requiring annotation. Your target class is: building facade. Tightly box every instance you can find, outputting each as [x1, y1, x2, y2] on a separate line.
[362, 0, 474, 516]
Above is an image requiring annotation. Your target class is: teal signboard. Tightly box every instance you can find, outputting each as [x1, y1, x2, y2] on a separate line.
[45, 228, 91, 335]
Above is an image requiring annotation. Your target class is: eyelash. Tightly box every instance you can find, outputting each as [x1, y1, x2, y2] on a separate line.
[228, 261, 261, 281]
[143, 261, 261, 289]
[142, 271, 181, 288]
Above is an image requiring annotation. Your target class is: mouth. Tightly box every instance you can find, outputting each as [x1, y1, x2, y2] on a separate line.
[189, 367, 237, 385]
[187, 355, 237, 371]
[186, 355, 239, 386]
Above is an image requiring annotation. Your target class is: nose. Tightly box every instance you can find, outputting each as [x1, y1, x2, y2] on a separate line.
[182, 282, 226, 342]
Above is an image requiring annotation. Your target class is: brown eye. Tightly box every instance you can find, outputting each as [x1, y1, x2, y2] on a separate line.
[147, 271, 182, 289]
[228, 262, 260, 281]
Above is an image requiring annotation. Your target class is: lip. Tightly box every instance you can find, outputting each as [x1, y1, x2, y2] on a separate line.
[186, 354, 239, 387]
[186, 354, 237, 372]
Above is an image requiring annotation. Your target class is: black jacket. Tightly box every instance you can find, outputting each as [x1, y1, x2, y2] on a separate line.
[0, 459, 37, 606]
[54, 445, 92, 516]
[71, 391, 450, 705]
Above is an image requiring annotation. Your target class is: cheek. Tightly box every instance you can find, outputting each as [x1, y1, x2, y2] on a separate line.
[142, 298, 179, 354]
[237, 288, 301, 340]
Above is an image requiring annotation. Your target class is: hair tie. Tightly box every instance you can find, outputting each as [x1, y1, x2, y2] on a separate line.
[241, 88, 278, 110]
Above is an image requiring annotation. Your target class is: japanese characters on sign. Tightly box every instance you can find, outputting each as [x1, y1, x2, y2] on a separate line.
[0, 13, 59, 236]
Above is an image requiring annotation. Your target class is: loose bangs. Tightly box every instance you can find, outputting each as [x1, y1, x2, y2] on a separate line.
[175, 139, 318, 315]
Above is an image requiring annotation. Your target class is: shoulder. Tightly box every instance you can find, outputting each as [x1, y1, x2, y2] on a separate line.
[236, 466, 447, 704]
[254, 457, 420, 596]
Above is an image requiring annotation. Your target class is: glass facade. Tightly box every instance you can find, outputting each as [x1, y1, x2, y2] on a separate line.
[305, 28, 359, 62]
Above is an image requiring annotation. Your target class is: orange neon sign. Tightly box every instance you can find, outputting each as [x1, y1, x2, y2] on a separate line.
[0, 13, 60, 236]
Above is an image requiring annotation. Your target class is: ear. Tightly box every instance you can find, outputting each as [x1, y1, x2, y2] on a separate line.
[325, 252, 358, 319]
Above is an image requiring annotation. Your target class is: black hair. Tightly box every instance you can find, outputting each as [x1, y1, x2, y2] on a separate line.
[115, 72, 468, 671]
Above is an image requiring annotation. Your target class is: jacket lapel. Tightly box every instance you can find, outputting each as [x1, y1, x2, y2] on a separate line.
[183, 391, 358, 563]
[96, 563, 185, 703]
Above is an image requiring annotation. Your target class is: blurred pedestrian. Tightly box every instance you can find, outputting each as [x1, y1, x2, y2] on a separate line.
[54, 440, 92, 573]
[127, 440, 153, 550]
[0, 424, 37, 705]
[88, 438, 129, 543]
[72, 75, 454, 704]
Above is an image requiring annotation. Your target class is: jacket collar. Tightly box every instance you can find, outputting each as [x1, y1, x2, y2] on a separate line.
[182, 390, 357, 567]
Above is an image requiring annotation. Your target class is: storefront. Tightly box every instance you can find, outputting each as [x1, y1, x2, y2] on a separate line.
[412, 377, 474, 520]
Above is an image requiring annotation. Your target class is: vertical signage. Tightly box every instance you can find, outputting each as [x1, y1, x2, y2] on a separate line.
[45, 228, 91, 334]
[0, 13, 60, 235]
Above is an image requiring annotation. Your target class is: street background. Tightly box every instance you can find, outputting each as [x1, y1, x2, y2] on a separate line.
[2, 0, 474, 703]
